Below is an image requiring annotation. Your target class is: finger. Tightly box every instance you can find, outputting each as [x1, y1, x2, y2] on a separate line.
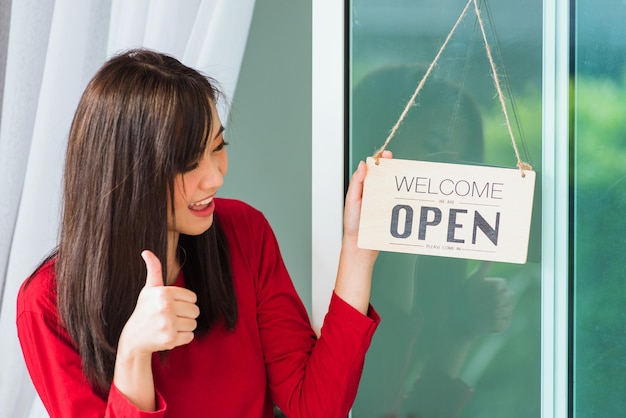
[168, 287, 198, 304]
[176, 317, 198, 333]
[343, 161, 368, 232]
[141, 250, 164, 287]
[493, 317, 513, 333]
[471, 261, 492, 280]
[351, 160, 366, 184]
[176, 331, 195, 347]
[346, 161, 366, 203]
[381, 150, 393, 159]
[496, 289, 516, 307]
[174, 300, 200, 319]
[495, 292, 516, 316]
[161, 330, 195, 350]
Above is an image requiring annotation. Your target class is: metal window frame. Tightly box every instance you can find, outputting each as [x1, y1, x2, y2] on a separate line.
[541, 0, 570, 416]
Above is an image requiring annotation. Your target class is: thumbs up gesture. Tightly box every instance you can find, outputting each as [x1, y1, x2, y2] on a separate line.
[118, 250, 200, 357]
[456, 262, 516, 339]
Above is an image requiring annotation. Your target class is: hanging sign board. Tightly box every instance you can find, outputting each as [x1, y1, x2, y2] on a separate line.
[358, 157, 535, 264]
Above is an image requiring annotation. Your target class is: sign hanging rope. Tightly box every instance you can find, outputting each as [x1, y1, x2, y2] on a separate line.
[373, 0, 533, 177]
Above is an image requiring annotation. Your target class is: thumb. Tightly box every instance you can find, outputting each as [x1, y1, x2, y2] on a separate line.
[468, 261, 492, 281]
[141, 250, 165, 287]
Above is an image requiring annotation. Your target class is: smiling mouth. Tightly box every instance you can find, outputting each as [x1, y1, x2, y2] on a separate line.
[189, 196, 213, 211]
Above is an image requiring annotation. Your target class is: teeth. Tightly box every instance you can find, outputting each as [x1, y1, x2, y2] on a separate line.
[192, 197, 213, 206]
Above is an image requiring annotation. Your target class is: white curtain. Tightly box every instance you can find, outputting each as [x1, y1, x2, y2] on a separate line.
[0, 1, 255, 416]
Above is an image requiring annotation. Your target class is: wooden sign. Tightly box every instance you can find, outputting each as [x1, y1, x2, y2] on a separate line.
[358, 157, 535, 264]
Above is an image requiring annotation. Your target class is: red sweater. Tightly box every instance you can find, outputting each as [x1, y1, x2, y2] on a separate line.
[17, 198, 380, 418]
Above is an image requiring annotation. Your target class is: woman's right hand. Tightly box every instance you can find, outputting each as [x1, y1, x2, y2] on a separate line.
[118, 250, 200, 356]
[113, 250, 199, 411]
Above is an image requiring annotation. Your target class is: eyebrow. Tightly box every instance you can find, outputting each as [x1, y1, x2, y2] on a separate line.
[214, 125, 225, 140]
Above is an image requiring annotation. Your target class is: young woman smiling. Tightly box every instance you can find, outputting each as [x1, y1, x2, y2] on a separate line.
[16, 49, 390, 418]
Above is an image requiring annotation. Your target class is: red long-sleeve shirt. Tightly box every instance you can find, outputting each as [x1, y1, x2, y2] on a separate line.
[17, 198, 380, 418]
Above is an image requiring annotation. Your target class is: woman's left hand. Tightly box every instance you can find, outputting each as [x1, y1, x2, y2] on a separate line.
[334, 150, 392, 314]
[343, 150, 393, 244]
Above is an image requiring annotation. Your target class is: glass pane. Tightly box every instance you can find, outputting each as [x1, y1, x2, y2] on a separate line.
[572, 0, 626, 416]
[348, 1, 543, 417]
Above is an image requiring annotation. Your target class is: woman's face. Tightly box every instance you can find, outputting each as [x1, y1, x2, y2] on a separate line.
[168, 105, 228, 237]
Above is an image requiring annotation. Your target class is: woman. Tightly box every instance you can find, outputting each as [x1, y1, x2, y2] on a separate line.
[16, 49, 388, 417]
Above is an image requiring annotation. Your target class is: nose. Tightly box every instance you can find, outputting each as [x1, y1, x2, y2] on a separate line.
[198, 157, 224, 191]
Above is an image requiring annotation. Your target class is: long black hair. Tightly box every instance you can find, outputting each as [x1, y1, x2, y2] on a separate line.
[49, 49, 237, 394]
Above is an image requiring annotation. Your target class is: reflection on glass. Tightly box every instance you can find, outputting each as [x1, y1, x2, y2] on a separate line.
[349, 1, 542, 417]
[572, 0, 626, 416]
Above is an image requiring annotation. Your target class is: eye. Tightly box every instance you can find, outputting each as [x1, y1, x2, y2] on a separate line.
[212, 140, 229, 153]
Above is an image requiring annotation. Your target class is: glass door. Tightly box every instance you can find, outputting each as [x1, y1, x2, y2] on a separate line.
[571, 0, 626, 416]
[348, 1, 544, 416]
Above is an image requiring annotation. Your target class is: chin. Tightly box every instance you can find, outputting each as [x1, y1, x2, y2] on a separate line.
[187, 217, 214, 236]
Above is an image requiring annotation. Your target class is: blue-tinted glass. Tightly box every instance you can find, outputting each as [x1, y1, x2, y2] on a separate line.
[349, 1, 543, 416]
[572, 1, 626, 416]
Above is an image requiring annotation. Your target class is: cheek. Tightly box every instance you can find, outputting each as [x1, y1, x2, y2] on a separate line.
[220, 151, 229, 176]
[173, 177, 190, 209]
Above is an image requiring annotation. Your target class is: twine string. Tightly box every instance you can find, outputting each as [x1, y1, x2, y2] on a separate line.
[471, 0, 531, 175]
[373, 0, 473, 163]
[373, 0, 532, 177]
